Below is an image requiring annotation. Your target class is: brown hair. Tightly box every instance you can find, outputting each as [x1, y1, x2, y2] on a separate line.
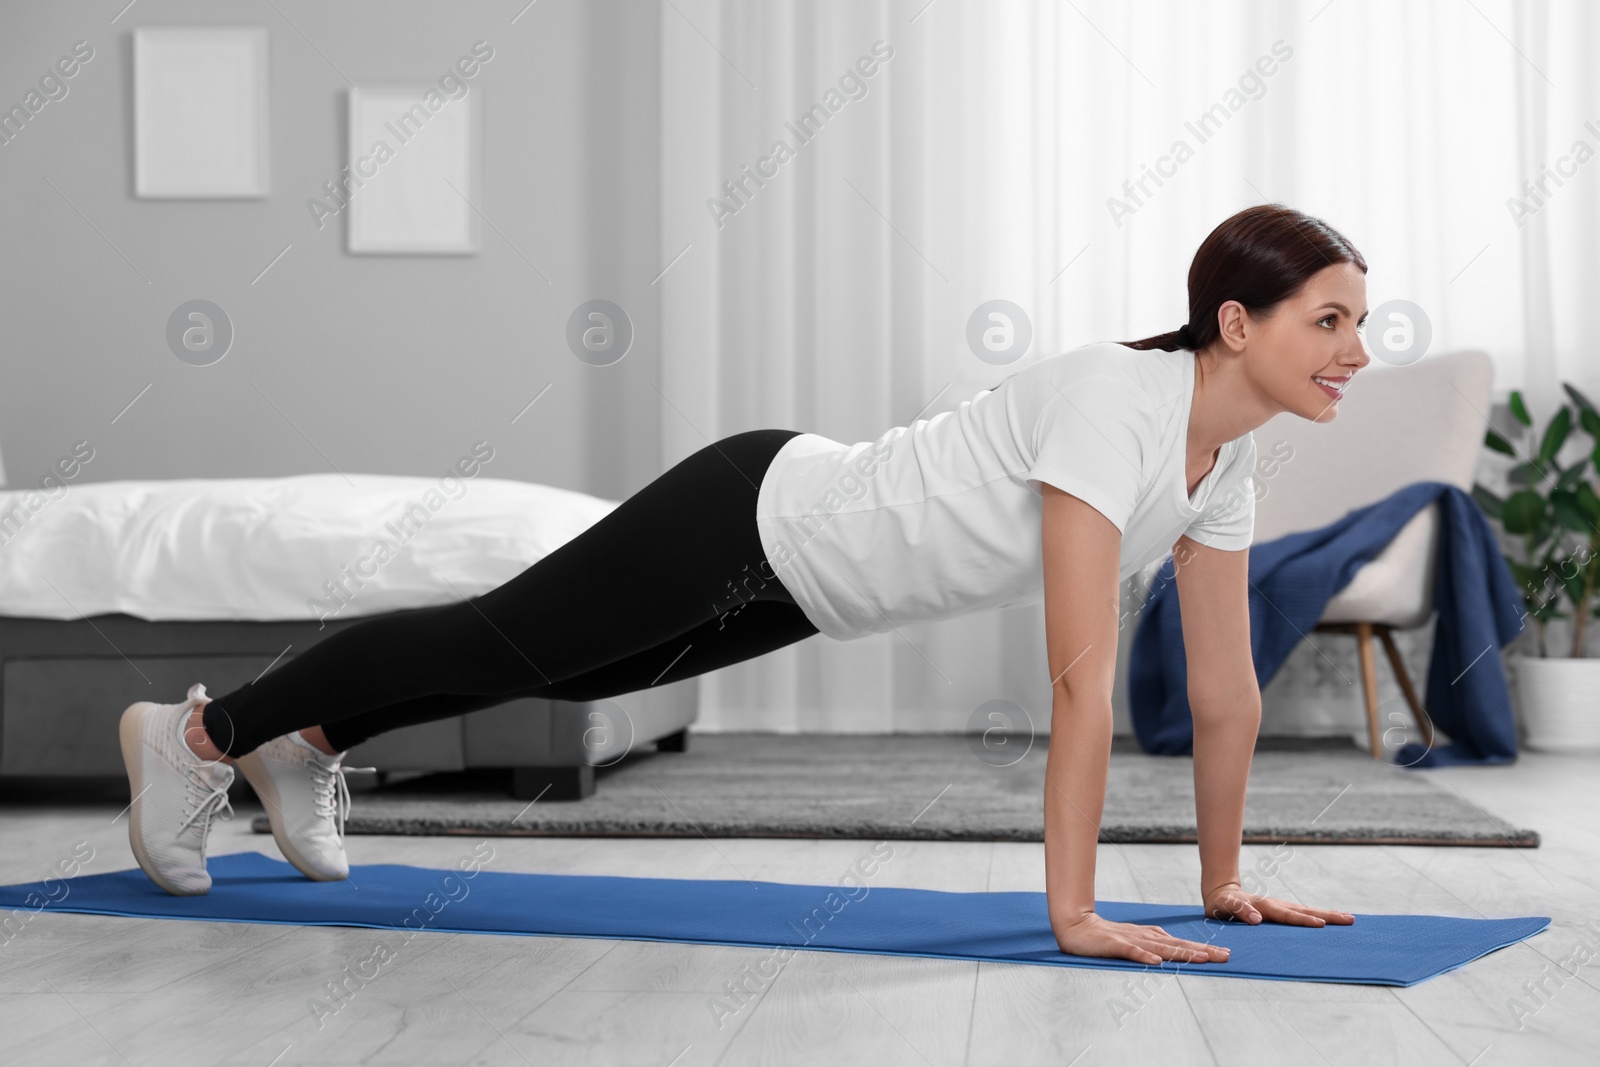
[1122, 202, 1367, 352]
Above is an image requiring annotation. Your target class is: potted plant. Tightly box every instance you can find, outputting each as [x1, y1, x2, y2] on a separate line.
[1474, 383, 1600, 752]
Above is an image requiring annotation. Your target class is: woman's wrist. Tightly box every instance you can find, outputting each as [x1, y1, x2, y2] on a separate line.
[1049, 902, 1097, 939]
[1049, 898, 1096, 925]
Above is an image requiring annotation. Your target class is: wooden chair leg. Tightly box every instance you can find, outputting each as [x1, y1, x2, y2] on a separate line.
[1376, 626, 1435, 749]
[1354, 621, 1383, 760]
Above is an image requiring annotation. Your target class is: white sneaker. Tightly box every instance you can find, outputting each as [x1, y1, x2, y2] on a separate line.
[118, 683, 235, 896]
[236, 731, 375, 881]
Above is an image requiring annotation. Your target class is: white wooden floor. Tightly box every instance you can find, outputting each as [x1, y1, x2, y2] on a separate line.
[2, 752, 1598, 1067]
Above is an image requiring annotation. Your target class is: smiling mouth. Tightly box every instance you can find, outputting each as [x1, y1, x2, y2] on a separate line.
[1313, 374, 1351, 400]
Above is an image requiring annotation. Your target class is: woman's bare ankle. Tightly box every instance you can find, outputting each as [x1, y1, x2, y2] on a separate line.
[298, 724, 340, 756]
[183, 708, 234, 764]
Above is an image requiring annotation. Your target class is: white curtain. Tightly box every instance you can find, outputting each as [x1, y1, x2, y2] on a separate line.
[657, 0, 1600, 734]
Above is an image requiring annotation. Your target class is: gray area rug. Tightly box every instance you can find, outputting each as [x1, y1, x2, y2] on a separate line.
[249, 734, 1539, 846]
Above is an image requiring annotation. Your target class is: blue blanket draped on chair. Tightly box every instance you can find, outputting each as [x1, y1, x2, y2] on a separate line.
[1127, 481, 1527, 767]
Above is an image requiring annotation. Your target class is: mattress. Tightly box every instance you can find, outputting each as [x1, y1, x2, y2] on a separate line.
[0, 473, 620, 622]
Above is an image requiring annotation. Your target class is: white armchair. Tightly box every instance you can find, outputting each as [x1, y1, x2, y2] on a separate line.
[1251, 349, 1495, 758]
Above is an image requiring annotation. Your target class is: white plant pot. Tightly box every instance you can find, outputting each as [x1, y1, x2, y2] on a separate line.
[1514, 654, 1600, 753]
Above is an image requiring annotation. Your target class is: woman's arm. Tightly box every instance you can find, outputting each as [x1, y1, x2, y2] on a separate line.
[1039, 487, 1229, 964]
[1172, 534, 1354, 928]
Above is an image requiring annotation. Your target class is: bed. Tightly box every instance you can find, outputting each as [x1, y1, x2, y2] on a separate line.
[0, 470, 700, 799]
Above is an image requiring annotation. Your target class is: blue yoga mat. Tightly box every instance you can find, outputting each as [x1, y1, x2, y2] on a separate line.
[0, 851, 1547, 986]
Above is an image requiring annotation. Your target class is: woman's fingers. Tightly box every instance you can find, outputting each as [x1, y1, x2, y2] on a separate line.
[1271, 908, 1325, 926]
[1131, 939, 1196, 963]
[1241, 897, 1306, 924]
[1102, 895, 1356, 972]
[1146, 924, 1227, 955]
[1252, 897, 1357, 926]
[1208, 894, 1262, 924]
[1135, 938, 1223, 963]
[1255, 898, 1329, 926]
[1069, 921, 1232, 967]
[1138, 929, 1230, 962]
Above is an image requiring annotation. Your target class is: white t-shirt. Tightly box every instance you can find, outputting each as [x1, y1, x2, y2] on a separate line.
[754, 341, 1257, 641]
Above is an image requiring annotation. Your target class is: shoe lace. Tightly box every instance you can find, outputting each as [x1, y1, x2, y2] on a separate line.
[306, 756, 379, 843]
[179, 765, 235, 855]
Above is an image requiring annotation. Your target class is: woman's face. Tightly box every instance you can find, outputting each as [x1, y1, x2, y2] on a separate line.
[1231, 262, 1371, 423]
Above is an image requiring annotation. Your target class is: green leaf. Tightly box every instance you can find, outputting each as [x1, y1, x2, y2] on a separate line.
[1539, 406, 1572, 465]
[1558, 460, 1590, 490]
[1510, 391, 1532, 426]
[1507, 560, 1548, 593]
[1508, 462, 1539, 487]
[1560, 568, 1587, 605]
[1529, 526, 1556, 555]
[1564, 381, 1600, 418]
[1484, 428, 1516, 456]
[1473, 484, 1505, 519]
[1551, 490, 1591, 535]
[1579, 407, 1600, 440]
[1502, 490, 1548, 535]
[1578, 481, 1600, 524]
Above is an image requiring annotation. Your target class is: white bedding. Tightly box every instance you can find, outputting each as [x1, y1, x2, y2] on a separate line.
[0, 474, 620, 622]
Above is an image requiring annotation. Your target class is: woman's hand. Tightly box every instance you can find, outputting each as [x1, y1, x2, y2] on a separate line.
[1052, 911, 1231, 966]
[1202, 881, 1355, 927]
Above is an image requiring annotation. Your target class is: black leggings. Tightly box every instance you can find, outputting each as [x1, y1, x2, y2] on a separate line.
[202, 429, 818, 757]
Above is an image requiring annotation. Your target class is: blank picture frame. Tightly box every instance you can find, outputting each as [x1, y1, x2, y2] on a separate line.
[134, 26, 269, 198]
[347, 85, 480, 255]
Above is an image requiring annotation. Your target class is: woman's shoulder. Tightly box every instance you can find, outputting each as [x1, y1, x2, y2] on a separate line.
[1024, 340, 1171, 380]
[1013, 341, 1180, 411]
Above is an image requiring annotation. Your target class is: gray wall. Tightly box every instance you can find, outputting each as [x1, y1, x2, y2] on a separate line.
[0, 0, 662, 501]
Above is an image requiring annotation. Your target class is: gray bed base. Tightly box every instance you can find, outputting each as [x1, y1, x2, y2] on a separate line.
[0, 612, 698, 801]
